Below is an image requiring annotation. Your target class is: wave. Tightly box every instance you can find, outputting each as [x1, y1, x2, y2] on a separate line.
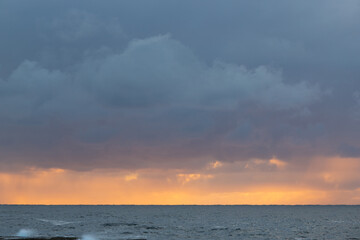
[78, 234, 98, 240]
[38, 219, 73, 226]
[16, 229, 36, 238]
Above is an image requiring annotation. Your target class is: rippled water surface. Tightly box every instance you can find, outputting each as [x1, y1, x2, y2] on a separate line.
[0, 205, 359, 240]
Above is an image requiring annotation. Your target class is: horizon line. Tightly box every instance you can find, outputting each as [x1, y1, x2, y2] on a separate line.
[1, 204, 359, 206]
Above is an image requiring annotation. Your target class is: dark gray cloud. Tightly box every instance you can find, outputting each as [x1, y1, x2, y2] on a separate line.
[0, 0, 359, 171]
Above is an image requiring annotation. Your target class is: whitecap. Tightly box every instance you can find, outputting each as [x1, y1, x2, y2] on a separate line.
[78, 234, 99, 240]
[16, 229, 36, 238]
[38, 219, 73, 226]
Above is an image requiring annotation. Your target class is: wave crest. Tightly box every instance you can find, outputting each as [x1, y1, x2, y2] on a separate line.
[16, 229, 36, 238]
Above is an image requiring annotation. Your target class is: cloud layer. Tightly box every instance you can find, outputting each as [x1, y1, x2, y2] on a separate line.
[0, 0, 360, 203]
[0, 33, 323, 170]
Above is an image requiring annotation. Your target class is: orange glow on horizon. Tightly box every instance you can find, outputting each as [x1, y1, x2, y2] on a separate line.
[1, 156, 360, 205]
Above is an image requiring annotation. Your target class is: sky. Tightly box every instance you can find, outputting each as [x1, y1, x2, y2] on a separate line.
[1, 0, 360, 204]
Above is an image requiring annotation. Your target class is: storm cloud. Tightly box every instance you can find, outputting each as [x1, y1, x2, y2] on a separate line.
[0, 0, 360, 174]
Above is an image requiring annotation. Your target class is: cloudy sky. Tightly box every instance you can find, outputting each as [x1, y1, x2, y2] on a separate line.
[1, 0, 360, 204]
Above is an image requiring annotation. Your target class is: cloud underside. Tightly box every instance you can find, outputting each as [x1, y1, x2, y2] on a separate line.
[0, 34, 325, 170]
[1, 1, 360, 203]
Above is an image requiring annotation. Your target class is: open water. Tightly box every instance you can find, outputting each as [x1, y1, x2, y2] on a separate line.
[0, 205, 359, 240]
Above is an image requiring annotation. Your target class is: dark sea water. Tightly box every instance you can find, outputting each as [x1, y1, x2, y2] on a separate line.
[0, 205, 359, 240]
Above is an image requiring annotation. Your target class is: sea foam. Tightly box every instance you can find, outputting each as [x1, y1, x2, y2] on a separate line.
[79, 234, 99, 240]
[38, 219, 73, 226]
[16, 229, 36, 238]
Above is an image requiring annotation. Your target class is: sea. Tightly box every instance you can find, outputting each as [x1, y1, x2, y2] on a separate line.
[0, 205, 359, 240]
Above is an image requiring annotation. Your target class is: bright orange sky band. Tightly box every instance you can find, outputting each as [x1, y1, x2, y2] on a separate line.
[1, 156, 359, 205]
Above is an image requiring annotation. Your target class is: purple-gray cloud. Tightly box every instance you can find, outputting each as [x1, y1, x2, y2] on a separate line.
[0, 0, 359, 172]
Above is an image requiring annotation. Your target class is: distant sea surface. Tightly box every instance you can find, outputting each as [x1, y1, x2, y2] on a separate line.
[0, 205, 359, 240]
